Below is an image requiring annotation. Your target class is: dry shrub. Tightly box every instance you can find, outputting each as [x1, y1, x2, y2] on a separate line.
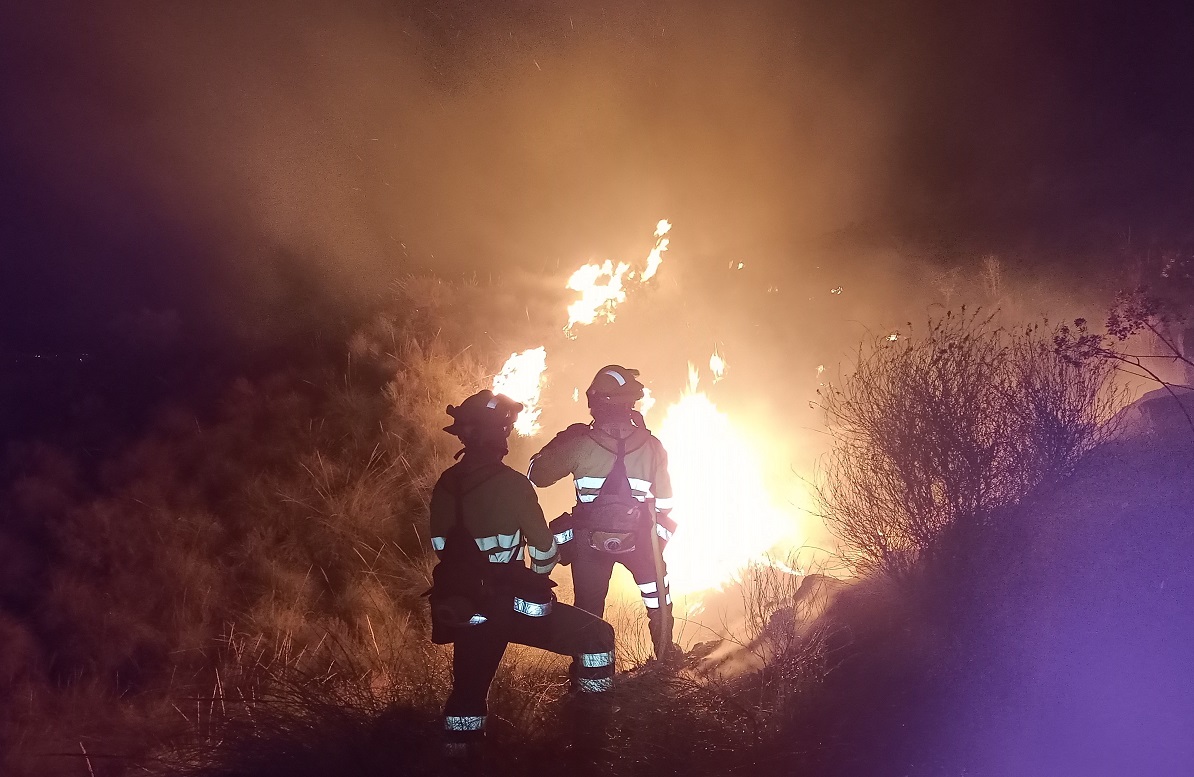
[156, 616, 451, 777]
[818, 309, 1122, 579]
[0, 275, 509, 774]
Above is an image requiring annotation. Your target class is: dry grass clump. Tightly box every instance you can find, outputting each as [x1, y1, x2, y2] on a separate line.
[0, 276, 505, 776]
[159, 626, 826, 777]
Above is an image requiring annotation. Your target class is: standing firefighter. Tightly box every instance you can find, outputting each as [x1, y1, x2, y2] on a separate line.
[426, 390, 616, 754]
[528, 366, 680, 660]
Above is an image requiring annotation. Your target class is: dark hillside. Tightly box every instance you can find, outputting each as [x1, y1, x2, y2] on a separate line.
[796, 388, 1194, 776]
[956, 388, 1194, 775]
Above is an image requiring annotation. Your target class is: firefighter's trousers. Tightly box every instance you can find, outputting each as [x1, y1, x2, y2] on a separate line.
[443, 601, 615, 741]
[571, 540, 673, 652]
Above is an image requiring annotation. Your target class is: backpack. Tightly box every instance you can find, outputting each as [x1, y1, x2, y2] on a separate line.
[427, 465, 517, 630]
[576, 435, 649, 554]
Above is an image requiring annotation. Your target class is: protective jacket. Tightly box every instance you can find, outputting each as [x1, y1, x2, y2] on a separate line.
[527, 420, 677, 544]
[430, 457, 560, 573]
[528, 419, 677, 654]
[428, 457, 561, 644]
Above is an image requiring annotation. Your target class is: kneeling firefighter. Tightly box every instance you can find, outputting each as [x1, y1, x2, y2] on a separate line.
[527, 366, 679, 660]
[426, 390, 616, 751]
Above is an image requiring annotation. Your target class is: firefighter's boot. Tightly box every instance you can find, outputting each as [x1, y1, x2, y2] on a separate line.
[563, 688, 618, 775]
[442, 714, 487, 761]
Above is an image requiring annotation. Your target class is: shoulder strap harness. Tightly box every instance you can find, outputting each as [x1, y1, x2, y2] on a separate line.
[441, 464, 519, 566]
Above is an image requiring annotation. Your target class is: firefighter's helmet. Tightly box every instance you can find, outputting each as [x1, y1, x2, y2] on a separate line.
[443, 390, 523, 438]
[586, 365, 645, 409]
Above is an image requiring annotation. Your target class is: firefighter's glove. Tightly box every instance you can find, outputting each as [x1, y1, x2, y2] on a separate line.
[549, 513, 577, 566]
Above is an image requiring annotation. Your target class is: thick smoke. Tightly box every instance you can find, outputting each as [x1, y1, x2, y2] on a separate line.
[0, 0, 948, 348]
[3, 0, 1189, 413]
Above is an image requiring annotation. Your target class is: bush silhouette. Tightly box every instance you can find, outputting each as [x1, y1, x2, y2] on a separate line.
[817, 309, 1122, 579]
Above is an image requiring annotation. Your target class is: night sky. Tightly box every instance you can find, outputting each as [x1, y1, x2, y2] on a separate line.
[3, 0, 1193, 357]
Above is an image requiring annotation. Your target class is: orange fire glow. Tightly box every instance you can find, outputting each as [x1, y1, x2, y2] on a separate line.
[509, 222, 804, 596]
[656, 359, 796, 596]
[492, 347, 548, 436]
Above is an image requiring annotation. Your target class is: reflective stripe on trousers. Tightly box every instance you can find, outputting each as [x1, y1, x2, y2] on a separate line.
[445, 715, 486, 731]
[638, 577, 672, 609]
[578, 650, 614, 668]
[513, 597, 552, 617]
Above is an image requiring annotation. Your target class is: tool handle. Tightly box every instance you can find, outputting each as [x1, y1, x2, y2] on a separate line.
[645, 497, 672, 659]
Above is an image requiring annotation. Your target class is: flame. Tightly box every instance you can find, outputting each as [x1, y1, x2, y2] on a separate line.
[492, 347, 548, 436]
[709, 350, 727, 383]
[563, 219, 671, 337]
[657, 385, 793, 596]
[641, 219, 671, 281]
[638, 386, 656, 418]
[564, 260, 631, 337]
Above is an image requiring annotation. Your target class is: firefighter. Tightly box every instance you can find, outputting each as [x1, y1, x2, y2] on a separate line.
[426, 389, 616, 754]
[527, 366, 680, 660]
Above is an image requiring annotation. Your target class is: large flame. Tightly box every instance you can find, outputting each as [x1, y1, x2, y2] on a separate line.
[492, 347, 548, 436]
[508, 222, 802, 595]
[563, 220, 671, 337]
[564, 260, 631, 337]
[656, 360, 794, 596]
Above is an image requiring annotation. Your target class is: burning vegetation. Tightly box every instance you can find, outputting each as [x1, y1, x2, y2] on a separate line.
[488, 221, 811, 603]
[4, 213, 1192, 777]
[4, 3, 1194, 774]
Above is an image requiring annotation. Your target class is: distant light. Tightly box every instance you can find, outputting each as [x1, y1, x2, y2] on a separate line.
[830, 286, 843, 295]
